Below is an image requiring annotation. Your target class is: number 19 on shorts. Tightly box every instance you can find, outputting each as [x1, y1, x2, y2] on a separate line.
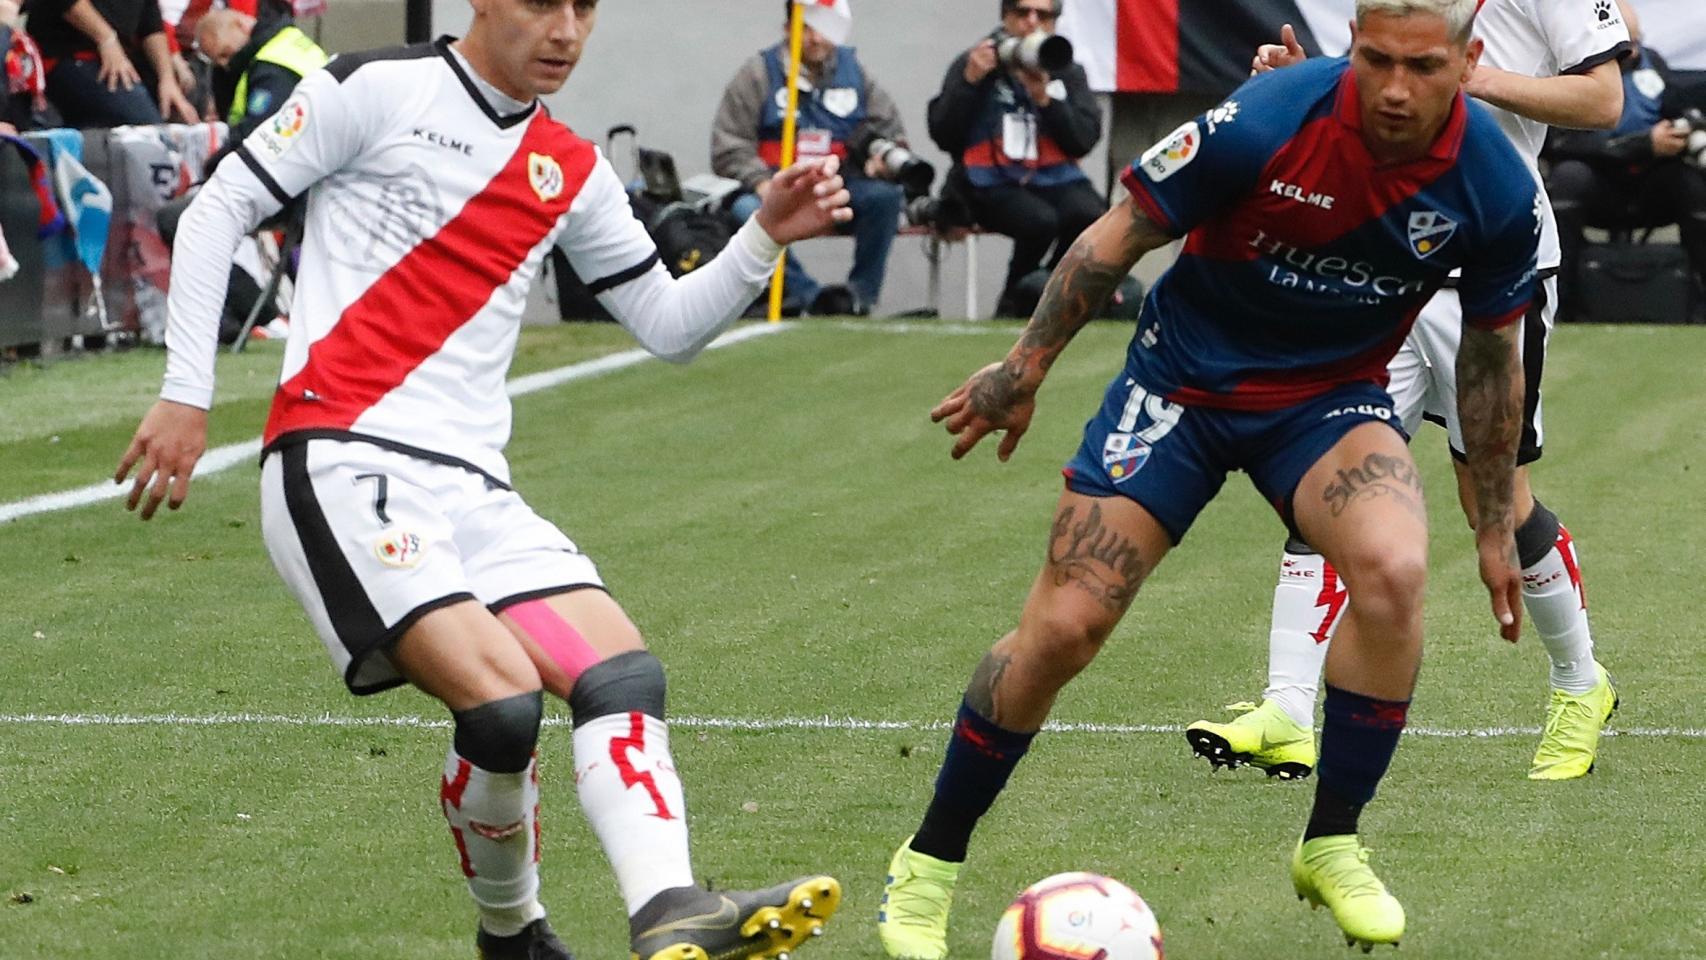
[1103, 380, 1184, 483]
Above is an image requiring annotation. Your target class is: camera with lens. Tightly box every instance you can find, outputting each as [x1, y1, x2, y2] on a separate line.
[1676, 108, 1706, 169]
[905, 191, 971, 231]
[852, 129, 937, 196]
[993, 28, 1073, 73]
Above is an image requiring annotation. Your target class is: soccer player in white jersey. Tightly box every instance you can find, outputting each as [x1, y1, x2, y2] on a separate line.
[113, 1, 853, 958]
[1188, 0, 1630, 783]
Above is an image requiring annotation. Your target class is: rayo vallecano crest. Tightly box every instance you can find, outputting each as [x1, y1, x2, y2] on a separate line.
[528, 152, 564, 203]
[1407, 210, 1457, 258]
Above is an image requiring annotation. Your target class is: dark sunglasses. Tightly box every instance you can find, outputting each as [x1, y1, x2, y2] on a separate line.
[1010, 5, 1059, 22]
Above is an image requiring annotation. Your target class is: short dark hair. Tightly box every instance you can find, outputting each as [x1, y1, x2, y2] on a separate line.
[1001, 0, 1062, 15]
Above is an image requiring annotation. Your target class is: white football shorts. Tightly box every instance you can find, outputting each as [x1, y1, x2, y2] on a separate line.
[260, 439, 604, 694]
[1386, 274, 1556, 466]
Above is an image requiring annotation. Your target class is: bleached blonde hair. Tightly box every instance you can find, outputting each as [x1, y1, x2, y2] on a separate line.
[1356, 0, 1478, 44]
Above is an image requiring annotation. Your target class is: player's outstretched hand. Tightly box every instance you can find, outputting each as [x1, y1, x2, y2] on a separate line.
[1476, 530, 1523, 643]
[114, 399, 209, 520]
[1251, 23, 1306, 75]
[930, 361, 1036, 462]
[754, 155, 853, 246]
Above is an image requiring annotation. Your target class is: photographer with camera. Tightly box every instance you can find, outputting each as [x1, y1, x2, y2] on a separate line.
[927, 0, 1103, 317]
[712, 0, 908, 316]
[1546, 0, 1706, 319]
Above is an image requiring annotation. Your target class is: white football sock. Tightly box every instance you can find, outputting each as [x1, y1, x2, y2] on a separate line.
[1521, 524, 1598, 693]
[440, 750, 546, 937]
[1262, 548, 1343, 729]
[573, 711, 694, 915]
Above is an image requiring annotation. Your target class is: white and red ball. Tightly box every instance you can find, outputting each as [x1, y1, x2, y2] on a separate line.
[991, 872, 1164, 960]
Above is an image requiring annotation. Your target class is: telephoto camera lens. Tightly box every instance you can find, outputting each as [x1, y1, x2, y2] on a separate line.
[865, 136, 937, 196]
[996, 31, 1073, 73]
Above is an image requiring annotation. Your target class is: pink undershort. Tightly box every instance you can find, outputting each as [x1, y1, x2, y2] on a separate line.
[506, 598, 601, 681]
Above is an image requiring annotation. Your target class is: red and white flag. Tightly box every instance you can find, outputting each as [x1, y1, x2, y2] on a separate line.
[795, 0, 853, 45]
[1057, 0, 1352, 94]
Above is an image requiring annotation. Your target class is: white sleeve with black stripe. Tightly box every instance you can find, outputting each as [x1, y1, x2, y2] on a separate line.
[557, 154, 782, 364]
[159, 68, 366, 409]
[1538, 0, 1630, 75]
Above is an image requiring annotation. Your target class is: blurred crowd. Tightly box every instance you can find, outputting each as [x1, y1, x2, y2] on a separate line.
[3, 0, 1704, 336]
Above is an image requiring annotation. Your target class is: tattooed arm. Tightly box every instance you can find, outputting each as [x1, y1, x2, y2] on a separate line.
[930, 198, 1172, 460]
[1457, 321, 1525, 642]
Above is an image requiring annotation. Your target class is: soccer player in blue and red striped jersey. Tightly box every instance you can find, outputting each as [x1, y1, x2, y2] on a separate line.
[1188, 0, 1628, 788]
[878, 1, 1535, 955]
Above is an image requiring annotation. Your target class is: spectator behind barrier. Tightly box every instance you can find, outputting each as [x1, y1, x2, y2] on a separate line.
[25, 0, 197, 127]
[1546, 0, 1706, 320]
[3, 1, 62, 133]
[712, 0, 905, 316]
[154, 8, 321, 344]
[927, 0, 1103, 317]
[196, 8, 323, 143]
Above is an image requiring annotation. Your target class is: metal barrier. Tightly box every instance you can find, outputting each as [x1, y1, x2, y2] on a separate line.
[0, 122, 226, 354]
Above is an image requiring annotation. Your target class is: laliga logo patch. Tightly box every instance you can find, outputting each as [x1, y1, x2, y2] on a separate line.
[1407, 210, 1457, 258]
[528, 152, 564, 203]
[255, 96, 309, 160]
[1139, 120, 1199, 183]
[1102, 432, 1152, 483]
[374, 530, 425, 568]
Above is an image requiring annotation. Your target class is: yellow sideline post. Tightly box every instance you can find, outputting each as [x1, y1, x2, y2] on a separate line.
[767, 1, 807, 322]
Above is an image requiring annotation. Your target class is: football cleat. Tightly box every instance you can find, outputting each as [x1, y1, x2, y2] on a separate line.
[1185, 700, 1316, 779]
[1291, 835, 1405, 952]
[1529, 661, 1619, 781]
[477, 918, 575, 960]
[629, 876, 840, 960]
[876, 837, 960, 960]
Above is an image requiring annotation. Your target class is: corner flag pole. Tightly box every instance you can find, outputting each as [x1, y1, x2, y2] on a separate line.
[767, 2, 807, 323]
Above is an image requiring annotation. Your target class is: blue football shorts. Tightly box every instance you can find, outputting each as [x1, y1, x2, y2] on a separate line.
[1062, 369, 1408, 544]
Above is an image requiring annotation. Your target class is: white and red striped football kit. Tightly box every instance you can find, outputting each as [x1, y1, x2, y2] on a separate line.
[161, 39, 787, 689]
[156, 38, 817, 934]
[163, 37, 783, 484]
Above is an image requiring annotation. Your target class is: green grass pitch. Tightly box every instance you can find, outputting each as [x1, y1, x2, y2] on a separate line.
[1, 320, 1702, 958]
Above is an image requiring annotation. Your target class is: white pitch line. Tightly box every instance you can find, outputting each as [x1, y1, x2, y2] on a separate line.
[0, 712, 1699, 740]
[0, 323, 791, 525]
[822, 319, 1017, 336]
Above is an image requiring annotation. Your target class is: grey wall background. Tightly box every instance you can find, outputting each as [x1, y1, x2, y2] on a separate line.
[426, 0, 1183, 319]
[309, 0, 409, 55]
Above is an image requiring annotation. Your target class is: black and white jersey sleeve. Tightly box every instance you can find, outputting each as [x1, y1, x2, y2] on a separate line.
[1537, 0, 1631, 76]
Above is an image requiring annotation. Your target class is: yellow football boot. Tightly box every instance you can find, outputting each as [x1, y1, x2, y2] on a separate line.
[1185, 700, 1316, 779]
[876, 838, 959, 960]
[1291, 834, 1405, 952]
[1529, 662, 1619, 780]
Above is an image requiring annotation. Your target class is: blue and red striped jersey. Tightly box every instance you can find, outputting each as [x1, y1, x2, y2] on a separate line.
[1119, 56, 1539, 411]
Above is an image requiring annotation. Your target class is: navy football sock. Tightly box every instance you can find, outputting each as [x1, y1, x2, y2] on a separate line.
[1305, 685, 1409, 841]
[910, 700, 1035, 863]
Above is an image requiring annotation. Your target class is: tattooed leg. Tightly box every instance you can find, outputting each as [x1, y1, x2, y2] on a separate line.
[967, 491, 1174, 731]
[1294, 422, 1429, 702]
